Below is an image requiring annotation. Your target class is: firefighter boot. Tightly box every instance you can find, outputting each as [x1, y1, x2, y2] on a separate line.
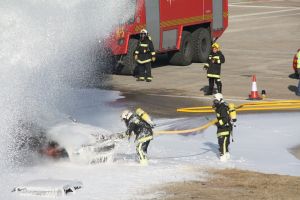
[137, 77, 145, 81]
[146, 77, 153, 82]
[139, 158, 148, 166]
[225, 152, 231, 160]
[220, 155, 228, 162]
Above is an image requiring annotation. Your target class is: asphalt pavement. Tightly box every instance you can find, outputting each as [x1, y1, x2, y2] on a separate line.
[110, 0, 300, 102]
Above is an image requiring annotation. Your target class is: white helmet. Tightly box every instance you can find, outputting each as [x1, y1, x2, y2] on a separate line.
[214, 93, 223, 102]
[121, 110, 133, 121]
[140, 29, 148, 35]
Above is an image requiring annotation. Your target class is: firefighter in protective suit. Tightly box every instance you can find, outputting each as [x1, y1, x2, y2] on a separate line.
[212, 93, 236, 162]
[204, 43, 225, 95]
[134, 29, 156, 82]
[121, 109, 154, 165]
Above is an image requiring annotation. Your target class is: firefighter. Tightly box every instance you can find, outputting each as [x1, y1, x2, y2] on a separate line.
[204, 43, 225, 95]
[121, 109, 154, 165]
[212, 93, 234, 162]
[134, 29, 156, 82]
[293, 49, 300, 77]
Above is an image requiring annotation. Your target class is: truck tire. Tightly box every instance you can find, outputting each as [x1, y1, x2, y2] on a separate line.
[168, 31, 193, 66]
[120, 38, 138, 75]
[192, 28, 211, 63]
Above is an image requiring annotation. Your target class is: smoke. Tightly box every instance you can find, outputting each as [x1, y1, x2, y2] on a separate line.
[0, 0, 135, 167]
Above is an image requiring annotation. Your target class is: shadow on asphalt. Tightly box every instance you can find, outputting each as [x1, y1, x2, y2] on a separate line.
[200, 86, 209, 95]
[288, 85, 298, 95]
[288, 73, 299, 80]
[203, 142, 219, 157]
[200, 86, 219, 96]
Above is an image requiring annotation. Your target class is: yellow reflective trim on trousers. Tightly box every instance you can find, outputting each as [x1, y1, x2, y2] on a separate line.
[137, 135, 153, 143]
[137, 59, 152, 64]
[140, 44, 148, 47]
[223, 136, 227, 155]
[217, 131, 230, 137]
[218, 120, 224, 125]
[151, 52, 156, 55]
[137, 143, 145, 160]
[135, 51, 139, 54]
[207, 74, 220, 78]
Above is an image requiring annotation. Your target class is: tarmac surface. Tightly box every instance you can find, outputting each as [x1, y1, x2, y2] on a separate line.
[109, 0, 300, 101]
[108, 0, 300, 160]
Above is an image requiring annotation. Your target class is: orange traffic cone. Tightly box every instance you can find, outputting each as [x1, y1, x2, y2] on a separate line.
[248, 75, 262, 100]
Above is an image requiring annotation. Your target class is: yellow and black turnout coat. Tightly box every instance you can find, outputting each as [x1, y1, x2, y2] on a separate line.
[134, 37, 156, 64]
[207, 51, 225, 79]
[215, 102, 231, 137]
[125, 115, 153, 141]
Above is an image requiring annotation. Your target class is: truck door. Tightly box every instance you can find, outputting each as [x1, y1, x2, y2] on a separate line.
[213, 0, 224, 30]
[145, 0, 160, 50]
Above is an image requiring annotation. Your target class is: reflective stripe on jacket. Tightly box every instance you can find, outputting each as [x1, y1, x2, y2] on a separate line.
[215, 102, 231, 134]
[126, 115, 153, 141]
[134, 37, 155, 64]
[207, 51, 225, 78]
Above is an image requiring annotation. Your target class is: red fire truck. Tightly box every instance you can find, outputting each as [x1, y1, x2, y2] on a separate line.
[105, 0, 228, 75]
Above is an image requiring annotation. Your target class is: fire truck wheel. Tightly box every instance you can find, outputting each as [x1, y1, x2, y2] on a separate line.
[168, 31, 193, 66]
[191, 28, 211, 62]
[121, 38, 138, 75]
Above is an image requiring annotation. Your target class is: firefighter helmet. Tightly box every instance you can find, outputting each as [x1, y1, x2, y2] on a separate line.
[121, 110, 133, 121]
[214, 93, 223, 102]
[140, 29, 148, 35]
[212, 43, 220, 50]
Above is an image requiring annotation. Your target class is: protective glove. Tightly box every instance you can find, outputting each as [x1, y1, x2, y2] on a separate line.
[213, 57, 220, 64]
[152, 57, 156, 62]
[203, 64, 209, 70]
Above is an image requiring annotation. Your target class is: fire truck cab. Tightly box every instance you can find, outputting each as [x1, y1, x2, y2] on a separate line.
[105, 0, 228, 75]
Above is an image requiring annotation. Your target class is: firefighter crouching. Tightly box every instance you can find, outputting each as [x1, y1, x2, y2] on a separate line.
[121, 108, 155, 165]
[204, 43, 225, 95]
[134, 29, 156, 82]
[212, 93, 237, 162]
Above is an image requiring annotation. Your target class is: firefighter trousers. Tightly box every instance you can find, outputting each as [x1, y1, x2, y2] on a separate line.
[218, 134, 230, 156]
[136, 135, 153, 163]
[208, 78, 222, 94]
[138, 62, 152, 81]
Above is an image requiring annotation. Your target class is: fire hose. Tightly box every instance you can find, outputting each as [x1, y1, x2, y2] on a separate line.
[154, 100, 300, 136]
